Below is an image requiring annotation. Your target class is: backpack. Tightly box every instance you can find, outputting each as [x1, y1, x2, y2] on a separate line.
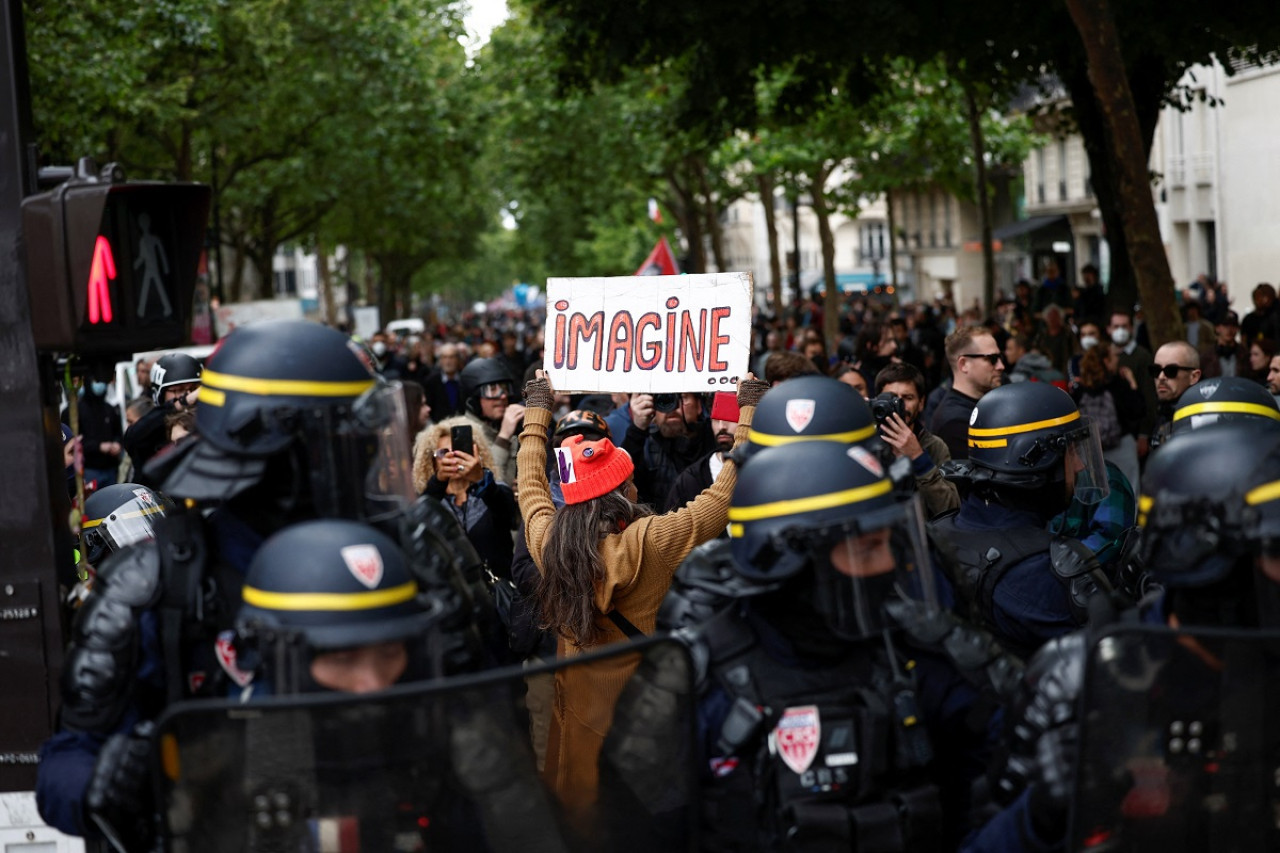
[1076, 387, 1122, 450]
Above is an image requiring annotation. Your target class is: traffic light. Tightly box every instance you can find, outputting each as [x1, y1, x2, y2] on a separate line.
[23, 164, 211, 355]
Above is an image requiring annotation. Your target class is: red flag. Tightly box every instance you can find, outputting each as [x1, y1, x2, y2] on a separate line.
[634, 236, 680, 276]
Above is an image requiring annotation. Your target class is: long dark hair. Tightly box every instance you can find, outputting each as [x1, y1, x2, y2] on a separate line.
[536, 487, 652, 646]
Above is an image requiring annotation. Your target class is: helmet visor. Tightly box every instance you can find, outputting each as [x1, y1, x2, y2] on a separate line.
[1065, 417, 1110, 506]
[82, 492, 169, 558]
[814, 495, 938, 640]
[301, 381, 415, 523]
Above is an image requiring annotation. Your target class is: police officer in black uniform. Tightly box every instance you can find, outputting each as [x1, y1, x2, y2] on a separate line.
[36, 321, 488, 850]
[987, 419, 1280, 851]
[121, 351, 203, 473]
[928, 381, 1114, 659]
[605, 440, 1032, 851]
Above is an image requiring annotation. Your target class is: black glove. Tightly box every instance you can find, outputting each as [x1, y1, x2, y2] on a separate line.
[735, 376, 769, 409]
[86, 721, 156, 853]
[522, 376, 553, 411]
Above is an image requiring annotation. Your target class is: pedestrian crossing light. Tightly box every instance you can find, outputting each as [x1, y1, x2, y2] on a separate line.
[23, 161, 211, 355]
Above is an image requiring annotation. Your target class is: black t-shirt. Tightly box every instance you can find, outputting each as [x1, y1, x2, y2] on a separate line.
[929, 388, 981, 461]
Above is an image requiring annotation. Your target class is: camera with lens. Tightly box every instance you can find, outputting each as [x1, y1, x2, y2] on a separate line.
[652, 393, 681, 413]
[870, 391, 906, 425]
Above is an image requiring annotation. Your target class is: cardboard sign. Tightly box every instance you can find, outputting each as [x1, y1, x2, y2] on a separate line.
[543, 272, 753, 394]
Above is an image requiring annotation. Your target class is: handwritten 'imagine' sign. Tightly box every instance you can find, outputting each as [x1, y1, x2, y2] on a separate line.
[543, 272, 753, 394]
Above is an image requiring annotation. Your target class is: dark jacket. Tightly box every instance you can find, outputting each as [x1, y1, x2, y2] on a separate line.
[423, 369, 465, 421]
[424, 470, 517, 577]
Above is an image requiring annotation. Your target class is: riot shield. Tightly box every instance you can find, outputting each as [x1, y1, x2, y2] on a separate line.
[151, 636, 698, 853]
[1070, 624, 1280, 852]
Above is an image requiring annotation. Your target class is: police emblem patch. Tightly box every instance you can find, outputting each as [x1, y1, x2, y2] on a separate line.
[1198, 379, 1220, 399]
[785, 399, 816, 433]
[215, 631, 253, 688]
[969, 406, 980, 426]
[341, 544, 383, 589]
[774, 705, 821, 775]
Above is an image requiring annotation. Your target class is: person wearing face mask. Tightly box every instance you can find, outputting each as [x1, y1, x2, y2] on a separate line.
[67, 373, 123, 490]
[1107, 310, 1157, 461]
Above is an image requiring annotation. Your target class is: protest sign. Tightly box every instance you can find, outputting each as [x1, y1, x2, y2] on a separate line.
[543, 272, 753, 394]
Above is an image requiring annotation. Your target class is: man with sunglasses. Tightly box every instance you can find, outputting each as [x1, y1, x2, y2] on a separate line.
[930, 326, 1006, 461]
[1149, 341, 1202, 450]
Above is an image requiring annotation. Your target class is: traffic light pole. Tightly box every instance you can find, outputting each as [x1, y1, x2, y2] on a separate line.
[0, 0, 73, 793]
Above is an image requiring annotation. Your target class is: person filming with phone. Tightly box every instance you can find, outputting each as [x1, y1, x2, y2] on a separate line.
[413, 417, 518, 580]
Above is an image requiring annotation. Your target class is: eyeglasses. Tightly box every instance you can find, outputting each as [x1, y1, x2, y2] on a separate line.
[433, 448, 452, 460]
[1148, 364, 1196, 379]
[478, 382, 510, 399]
[959, 352, 1002, 365]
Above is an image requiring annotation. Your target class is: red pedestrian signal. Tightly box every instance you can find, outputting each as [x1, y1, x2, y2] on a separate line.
[23, 166, 211, 355]
[87, 236, 116, 325]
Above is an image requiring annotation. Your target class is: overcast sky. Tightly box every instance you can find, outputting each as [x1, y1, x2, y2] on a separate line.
[463, 0, 509, 53]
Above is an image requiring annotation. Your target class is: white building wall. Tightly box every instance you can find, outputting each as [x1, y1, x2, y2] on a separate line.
[1221, 63, 1280, 308]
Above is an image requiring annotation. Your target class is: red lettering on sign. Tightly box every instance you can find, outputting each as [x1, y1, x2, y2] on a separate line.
[606, 311, 635, 371]
[635, 312, 662, 369]
[709, 307, 731, 371]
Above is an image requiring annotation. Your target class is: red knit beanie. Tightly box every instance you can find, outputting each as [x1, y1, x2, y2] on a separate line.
[554, 434, 635, 505]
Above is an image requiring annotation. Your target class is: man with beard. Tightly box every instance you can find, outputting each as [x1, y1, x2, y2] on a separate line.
[662, 392, 740, 517]
[930, 326, 1006, 460]
[625, 391, 716, 508]
[874, 363, 959, 518]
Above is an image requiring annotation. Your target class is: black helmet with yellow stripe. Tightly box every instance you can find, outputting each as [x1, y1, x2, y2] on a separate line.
[152, 320, 414, 522]
[1137, 422, 1280, 626]
[733, 375, 876, 466]
[727, 441, 935, 641]
[966, 382, 1110, 505]
[1170, 375, 1280, 437]
[81, 483, 173, 565]
[235, 519, 442, 692]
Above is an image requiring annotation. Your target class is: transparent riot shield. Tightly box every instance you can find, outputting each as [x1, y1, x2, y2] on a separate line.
[1070, 624, 1280, 853]
[151, 636, 698, 853]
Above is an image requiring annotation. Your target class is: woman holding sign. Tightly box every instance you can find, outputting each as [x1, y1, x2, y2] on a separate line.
[517, 369, 768, 822]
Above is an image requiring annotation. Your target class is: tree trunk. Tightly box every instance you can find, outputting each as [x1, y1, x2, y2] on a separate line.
[317, 240, 335, 324]
[698, 167, 727, 271]
[886, 191, 899, 290]
[809, 164, 840, 359]
[1064, 0, 1182, 347]
[964, 85, 996, 313]
[668, 169, 706, 273]
[758, 173, 783, 314]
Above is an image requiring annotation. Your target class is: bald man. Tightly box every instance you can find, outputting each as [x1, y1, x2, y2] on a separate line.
[1151, 340, 1202, 449]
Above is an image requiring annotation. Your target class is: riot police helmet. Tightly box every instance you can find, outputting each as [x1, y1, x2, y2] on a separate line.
[1170, 375, 1280, 437]
[733, 375, 876, 467]
[965, 381, 1110, 505]
[152, 320, 414, 523]
[80, 483, 174, 565]
[727, 440, 936, 641]
[236, 519, 443, 693]
[1139, 422, 1280, 588]
[554, 408, 610, 447]
[150, 352, 202, 405]
[459, 358, 516, 419]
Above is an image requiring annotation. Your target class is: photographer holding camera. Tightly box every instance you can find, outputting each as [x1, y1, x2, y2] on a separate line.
[626, 390, 716, 508]
[873, 363, 960, 518]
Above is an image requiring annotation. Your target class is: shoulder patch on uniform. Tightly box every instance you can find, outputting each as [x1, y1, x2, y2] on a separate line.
[215, 631, 254, 688]
[784, 399, 815, 433]
[848, 445, 884, 479]
[773, 705, 821, 775]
